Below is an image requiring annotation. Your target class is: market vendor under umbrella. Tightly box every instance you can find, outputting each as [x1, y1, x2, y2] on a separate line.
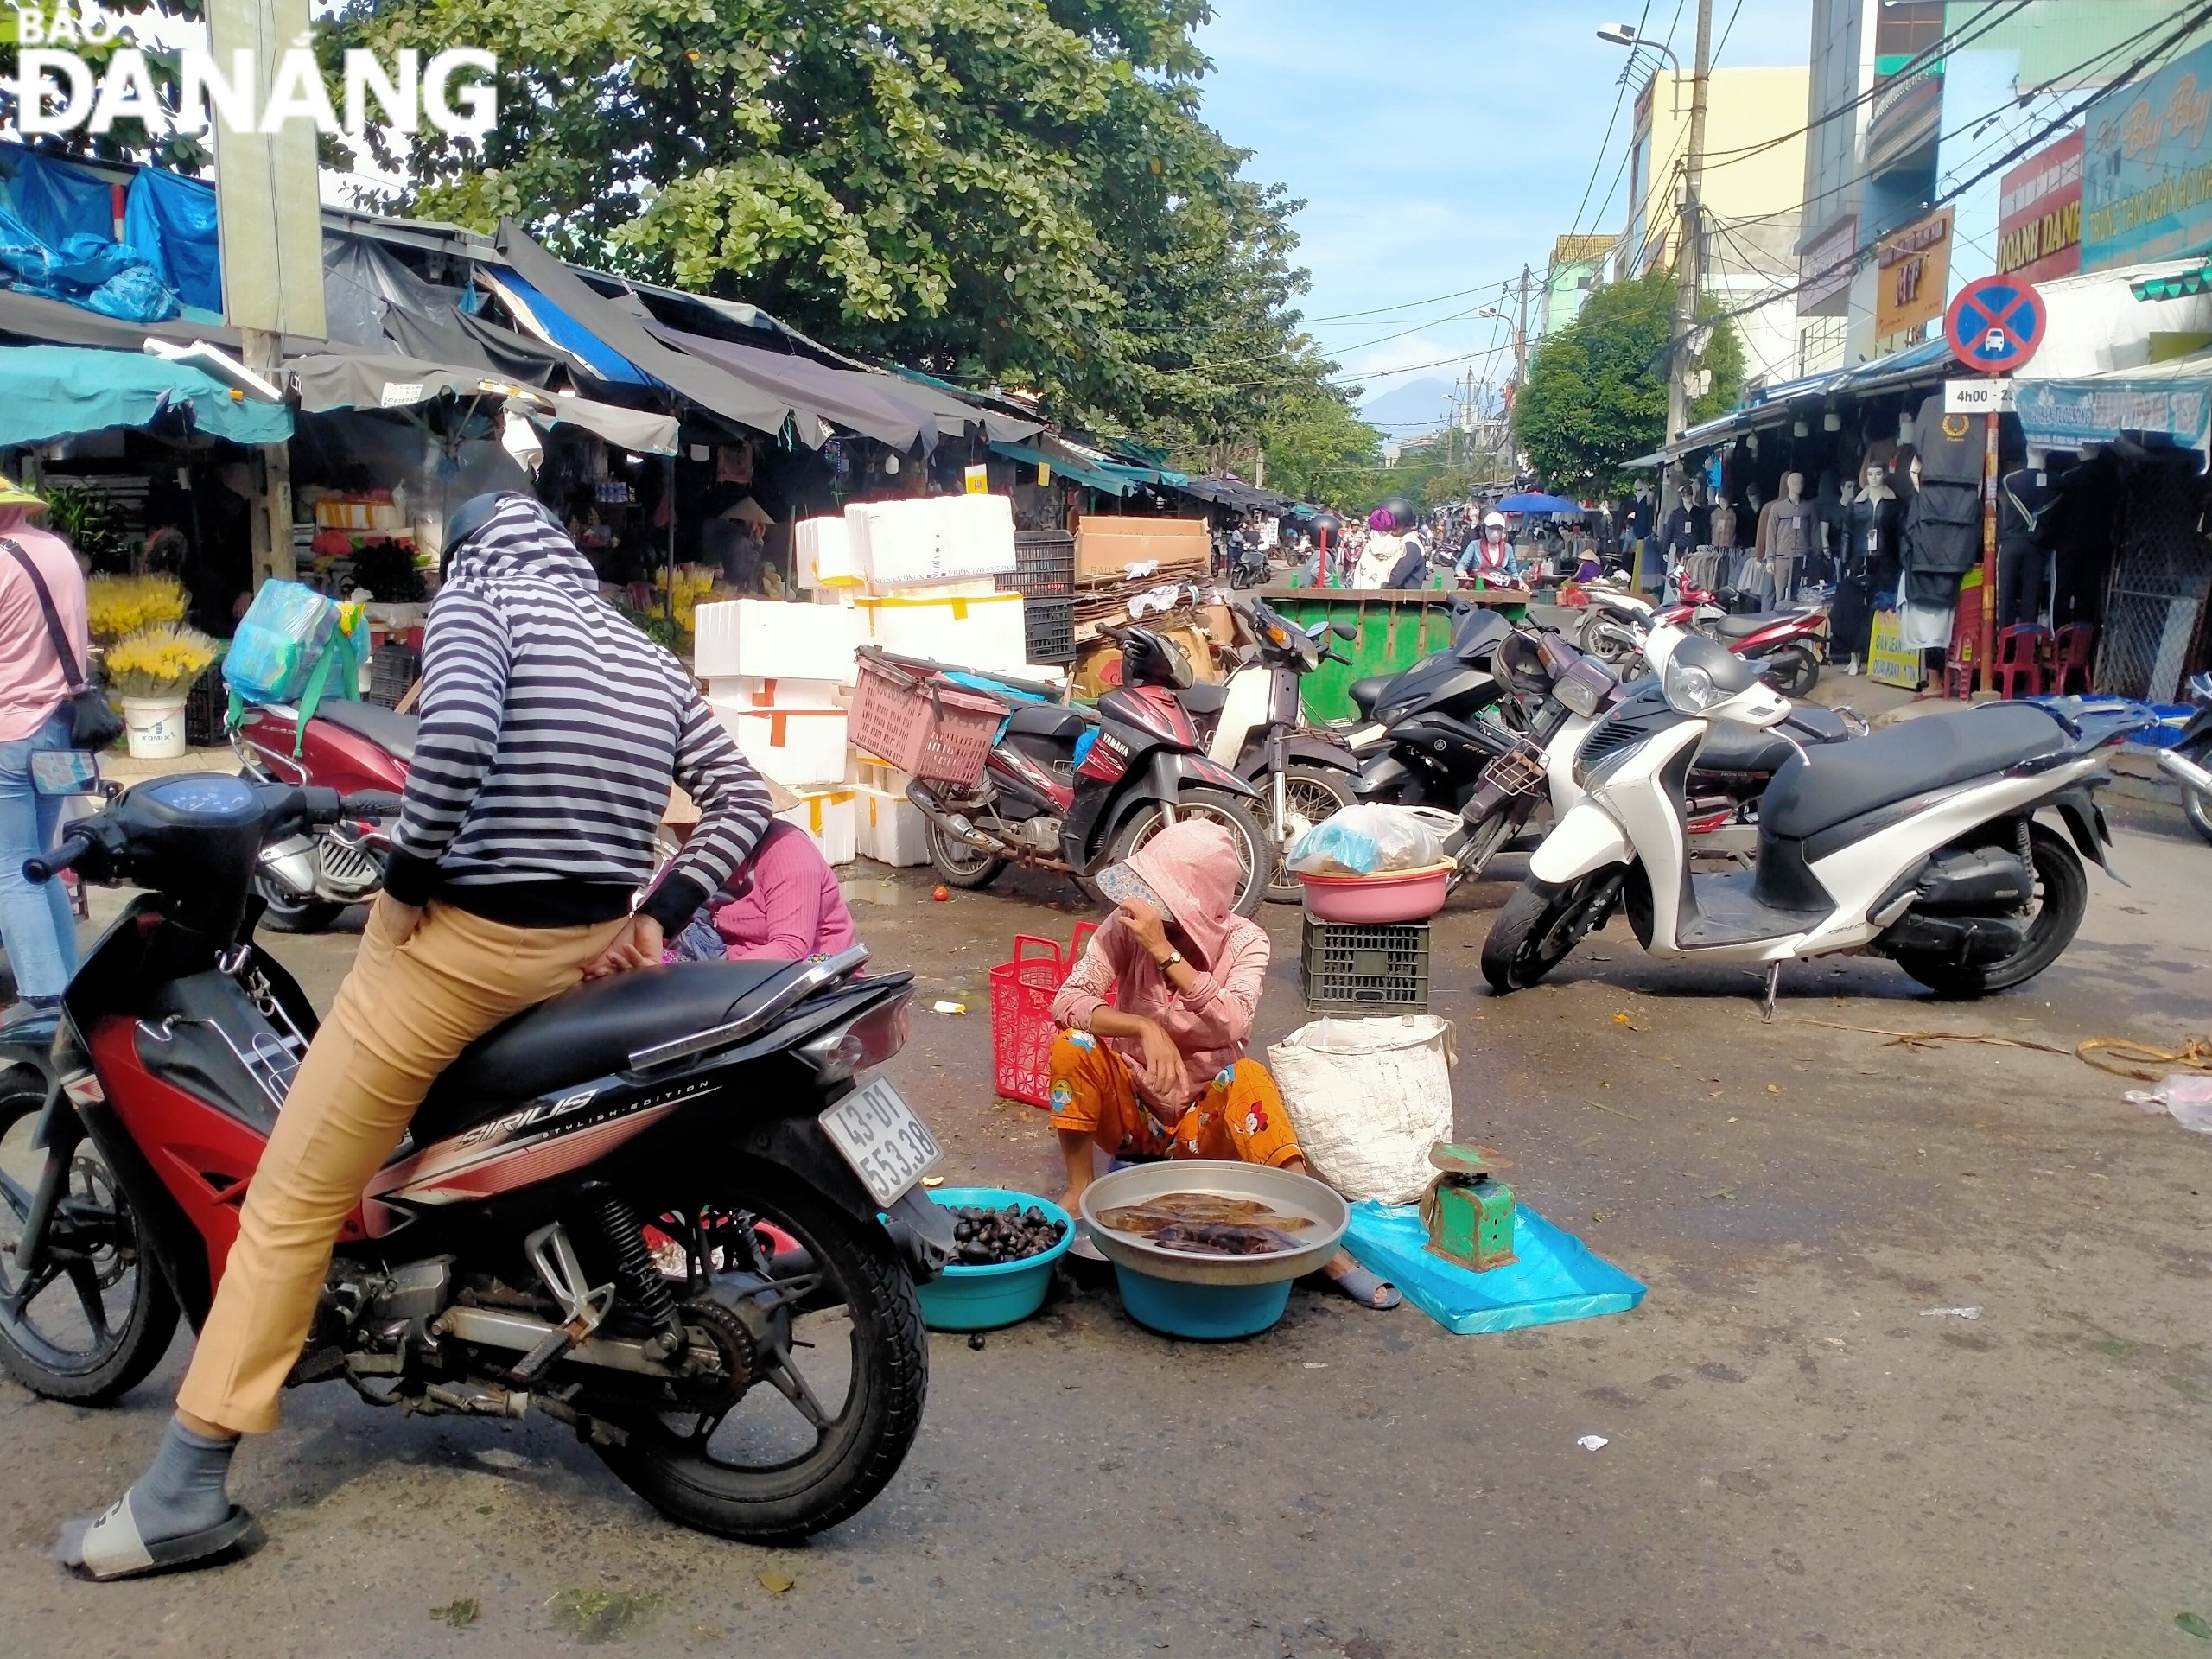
[1046, 820, 1400, 1308]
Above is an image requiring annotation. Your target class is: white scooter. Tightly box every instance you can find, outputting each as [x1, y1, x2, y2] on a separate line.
[1481, 625, 2144, 1010]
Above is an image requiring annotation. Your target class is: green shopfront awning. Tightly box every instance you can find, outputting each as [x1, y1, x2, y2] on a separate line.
[989, 440, 1134, 495]
[0, 344, 292, 448]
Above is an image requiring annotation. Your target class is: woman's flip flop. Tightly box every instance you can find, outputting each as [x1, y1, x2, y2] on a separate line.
[1324, 1263, 1402, 1310]
[55, 1493, 261, 1581]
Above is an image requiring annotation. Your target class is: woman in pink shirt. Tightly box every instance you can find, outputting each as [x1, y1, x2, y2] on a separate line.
[0, 480, 87, 1012]
[1048, 818, 1398, 1308]
[667, 817, 855, 963]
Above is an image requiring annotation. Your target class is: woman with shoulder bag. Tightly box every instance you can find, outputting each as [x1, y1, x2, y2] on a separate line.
[0, 477, 98, 1014]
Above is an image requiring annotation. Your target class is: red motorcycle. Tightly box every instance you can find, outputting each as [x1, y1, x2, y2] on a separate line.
[230, 700, 414, 931]
[1585, 579, 1827, 697]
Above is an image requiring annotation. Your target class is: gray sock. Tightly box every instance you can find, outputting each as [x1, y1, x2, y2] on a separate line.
[128, 1420, 238, 1541]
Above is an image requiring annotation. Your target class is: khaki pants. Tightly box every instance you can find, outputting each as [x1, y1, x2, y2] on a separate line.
[176, 898, 628, 1435]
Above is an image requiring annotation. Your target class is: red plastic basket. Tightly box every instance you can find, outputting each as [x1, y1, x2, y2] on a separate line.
[849, 651, 1006, 786]
[989, 924, 1098, 1107]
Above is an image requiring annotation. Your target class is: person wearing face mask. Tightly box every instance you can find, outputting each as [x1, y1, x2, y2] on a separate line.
[1455, 510, 1514, 587]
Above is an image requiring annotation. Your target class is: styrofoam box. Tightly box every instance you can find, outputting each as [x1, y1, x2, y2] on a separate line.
[779, 785, 857, 867]
[693, 597, 861, 679]
[703, 674, 844, 709]
[847, 756, 915, 795]
[709, 701, 850, 788]
[794, 515, 863, 589]
[846, 494, 1016, 587]
[853, 587, 1027, 671]
[855, 785, 930, 867]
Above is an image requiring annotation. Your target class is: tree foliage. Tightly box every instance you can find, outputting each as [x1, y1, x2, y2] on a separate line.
[1512, 267, 1742, 495]
[323, 0, 1335, 448]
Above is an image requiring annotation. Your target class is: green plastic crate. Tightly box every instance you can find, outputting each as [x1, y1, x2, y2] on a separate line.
[1299, 916, 1431, 1013]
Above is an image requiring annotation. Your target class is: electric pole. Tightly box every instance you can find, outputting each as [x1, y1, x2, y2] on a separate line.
[1666, 0, 1713, 449]
[1512, 265, 1531, 387]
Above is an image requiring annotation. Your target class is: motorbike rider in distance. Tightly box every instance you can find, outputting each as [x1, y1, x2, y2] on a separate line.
[1457, 511, 1514, 588]
[56, 492, 777, 1580]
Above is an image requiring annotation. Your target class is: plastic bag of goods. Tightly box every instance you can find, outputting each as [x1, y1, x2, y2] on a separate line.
[222, 581, 344, 704]
[1268, 1015, 1456, 1205]
[1286, 803, 1447, 876]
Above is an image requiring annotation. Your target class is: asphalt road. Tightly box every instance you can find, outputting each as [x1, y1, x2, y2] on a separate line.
[3, 824, 2207, 1658]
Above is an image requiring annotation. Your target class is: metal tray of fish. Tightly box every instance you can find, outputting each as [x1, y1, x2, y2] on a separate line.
[1077, 1160, 1349, 1286]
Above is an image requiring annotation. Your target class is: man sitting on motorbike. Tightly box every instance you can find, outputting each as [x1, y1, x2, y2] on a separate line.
[58, 492, 776, 1581]
[1046, 820, 1399, 1309]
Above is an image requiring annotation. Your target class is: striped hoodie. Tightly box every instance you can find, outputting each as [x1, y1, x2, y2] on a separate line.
[385, 495, 772, 932]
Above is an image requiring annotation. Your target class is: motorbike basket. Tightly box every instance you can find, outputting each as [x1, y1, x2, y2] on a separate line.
[850, 649, 1007, 786]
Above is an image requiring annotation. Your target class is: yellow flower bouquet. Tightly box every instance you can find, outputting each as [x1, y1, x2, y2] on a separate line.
[105, 624, 219, 699]
[86, 573, 188, 645]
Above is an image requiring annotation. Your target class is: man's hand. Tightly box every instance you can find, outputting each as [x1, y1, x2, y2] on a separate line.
[372, 893, 424, 949]
[1117, 896, 1173, 963]
[1133, 1017, 1190, 1106]
[582, 915, 664, 980]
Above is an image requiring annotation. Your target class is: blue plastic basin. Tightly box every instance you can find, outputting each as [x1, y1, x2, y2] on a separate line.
[1110, 1264, 1295, 1340]
[914, 1187, 1074, 1332]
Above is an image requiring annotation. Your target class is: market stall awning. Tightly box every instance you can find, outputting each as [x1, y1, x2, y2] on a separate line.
[876, 372, 1042, 444]
[646, 324, 940, 452]
[492, 221, 826, 444]
[1495, 491, 1584, 514]
[285, 351, 680, 455]
[2014, 350, 2212, 451]
[988, 440, 1134, 495]
[0, 343, 290, 448]
[480, 270, 653, 388]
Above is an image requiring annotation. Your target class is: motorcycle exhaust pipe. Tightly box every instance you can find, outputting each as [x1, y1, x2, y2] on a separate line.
[2159, 747, 2212, 795]
[908, 785, 1058, 867]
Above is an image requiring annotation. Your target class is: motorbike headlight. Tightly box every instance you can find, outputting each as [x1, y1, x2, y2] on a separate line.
[1555, 673, 1600, 720]
[1662, 655, 1729, 715]
[797, 990, 911, 1084]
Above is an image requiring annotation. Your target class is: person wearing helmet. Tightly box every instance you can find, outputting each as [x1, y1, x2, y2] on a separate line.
[1352, 506, 1403, 588]
[1457, 510, 1514, 586]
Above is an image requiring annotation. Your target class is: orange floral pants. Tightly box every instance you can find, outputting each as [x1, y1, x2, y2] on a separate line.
[1046, 1029, 1303, 1167]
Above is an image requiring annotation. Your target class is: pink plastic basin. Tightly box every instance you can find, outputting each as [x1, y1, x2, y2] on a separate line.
[1296, 861, 1455, 923]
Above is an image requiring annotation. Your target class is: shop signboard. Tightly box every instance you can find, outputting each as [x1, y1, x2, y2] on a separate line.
[2082, 37, 2212, 271]
[1996, 130, 2083, 285]
[2014, 378, 2212, 452]
[1866, 609, 1924, 690]
[1874, 207, 1953, 340]
[1796, 215, 1859, 315]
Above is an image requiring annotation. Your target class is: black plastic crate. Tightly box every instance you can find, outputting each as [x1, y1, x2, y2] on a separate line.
[183, 654, 229, 747]
[999, 531, 1075, 598]
[1300, 916, 1431, 1013]
[365, 642, 421, 709]
[1022, 595, 1075, 664]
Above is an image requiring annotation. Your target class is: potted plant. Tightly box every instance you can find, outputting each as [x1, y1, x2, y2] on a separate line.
[103, 623, 219, 759]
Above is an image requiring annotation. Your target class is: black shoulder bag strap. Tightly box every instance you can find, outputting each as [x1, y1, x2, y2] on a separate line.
[1, 537, 88, 689]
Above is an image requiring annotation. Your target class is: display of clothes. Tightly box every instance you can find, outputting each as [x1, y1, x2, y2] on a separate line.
[1897, 397, 1987, 650]
[1809, 471, 1846, 587]
[1832, 470, 1900, 668]
[1999, 466, 2055, 628]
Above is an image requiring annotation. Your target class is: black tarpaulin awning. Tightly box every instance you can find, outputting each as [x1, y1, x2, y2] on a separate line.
[646, 323, 941, 452]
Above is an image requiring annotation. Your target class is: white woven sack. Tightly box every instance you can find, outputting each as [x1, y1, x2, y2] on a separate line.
[1268, 1015, 1456, 1205]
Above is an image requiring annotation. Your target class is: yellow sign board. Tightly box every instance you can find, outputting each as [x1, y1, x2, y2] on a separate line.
[1866, 608, 1925, 690]
[963, 463, 989, 494]
[1874, 206, 1953, 340]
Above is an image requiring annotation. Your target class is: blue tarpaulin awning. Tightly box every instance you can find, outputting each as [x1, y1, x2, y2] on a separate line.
[988, 440, 1134, 495]
[483, 269, 653, 387]
[123, 168, 221, 315]
[1494, 491, 1584, 514]
[0, 345, 291, 448]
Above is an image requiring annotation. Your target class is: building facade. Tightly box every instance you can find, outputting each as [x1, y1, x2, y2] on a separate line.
[1539, 234, 1613, 340]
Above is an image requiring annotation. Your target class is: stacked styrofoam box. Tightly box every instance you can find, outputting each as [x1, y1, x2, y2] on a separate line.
[855, 786, 929, 866]
[705, 675, 842, 710]
[779, 785, 858, 866]
[695, 599, 862, 789]
[707, 701, 850, 788]
[693, 597, 861, 680]
[794, 515, 864, 590]
[853, 580, 1027, 672]
[845, 493, 1017, 588]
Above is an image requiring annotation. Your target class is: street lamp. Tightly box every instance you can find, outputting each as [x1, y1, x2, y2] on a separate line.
[1596, 22, 1681, 73]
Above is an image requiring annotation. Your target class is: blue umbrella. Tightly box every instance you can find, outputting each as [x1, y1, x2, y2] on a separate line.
[1494, 491, 1585, 515]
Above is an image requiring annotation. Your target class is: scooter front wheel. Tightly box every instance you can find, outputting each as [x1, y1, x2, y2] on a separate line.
[1480, 868, 1623, 993]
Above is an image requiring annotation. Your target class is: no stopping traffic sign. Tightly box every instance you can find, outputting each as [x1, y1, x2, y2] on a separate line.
[1945, 275, 2044, 373]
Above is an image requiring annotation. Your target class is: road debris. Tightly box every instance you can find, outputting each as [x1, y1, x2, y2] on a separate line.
[1921, 1306, 1982, 1319]
[1576, 1434, 1609, 1451]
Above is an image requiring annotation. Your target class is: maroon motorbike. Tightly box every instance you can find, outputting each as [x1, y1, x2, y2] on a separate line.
[230, 699, 415, 931]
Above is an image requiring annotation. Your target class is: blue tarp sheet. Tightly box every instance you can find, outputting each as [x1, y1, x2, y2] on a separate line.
[124, 168, 221, 315]
[1341, 1199, 1646, 1335]
[5, 150, 113, 247]
[493, 270, 652, 385]
[0, 344, 291, 447]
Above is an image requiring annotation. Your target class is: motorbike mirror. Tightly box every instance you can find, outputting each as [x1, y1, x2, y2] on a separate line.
[1331, 620, 1357, 639]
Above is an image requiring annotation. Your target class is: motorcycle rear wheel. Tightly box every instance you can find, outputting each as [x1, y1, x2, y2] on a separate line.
[1761, 644, 1821, 698]
[591, 1171, 928, 1544]
[0, 1077, 179, 1404]
[1103, 787, 1270, 918]
[1894, 823, 2086, 998]
[251, 867, 345, 933]
[926, 822, 1007, 891]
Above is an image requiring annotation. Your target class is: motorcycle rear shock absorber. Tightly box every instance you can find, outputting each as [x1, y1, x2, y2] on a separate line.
[589, 1185, 688, 1361]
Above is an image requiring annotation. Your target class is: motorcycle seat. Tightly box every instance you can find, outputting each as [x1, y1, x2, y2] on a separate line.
[1004, 702, 1092, 742]
[1176, 682, 1230, 719]
[1709, 611, 1792, 640]
[412, 960, 794, 1142]
[1348, 676, 1391, 719]
[1694, 722, 1800, 777]
[1761, 703, 2066, 842]
[315, 700, 422, 762]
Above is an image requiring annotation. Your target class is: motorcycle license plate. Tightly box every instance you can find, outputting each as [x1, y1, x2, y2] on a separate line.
[820, 1078, 944, 1207]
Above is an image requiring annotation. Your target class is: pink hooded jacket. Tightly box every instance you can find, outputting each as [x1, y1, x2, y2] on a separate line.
[1051, 819, 1270, 1109]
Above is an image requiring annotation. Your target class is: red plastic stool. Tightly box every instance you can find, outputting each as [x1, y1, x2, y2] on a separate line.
[2050, 622, 2095, 695]
[1993, 625, 2050, 699]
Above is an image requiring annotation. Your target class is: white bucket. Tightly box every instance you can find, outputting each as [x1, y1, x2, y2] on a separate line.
[120, 695, 188, 760]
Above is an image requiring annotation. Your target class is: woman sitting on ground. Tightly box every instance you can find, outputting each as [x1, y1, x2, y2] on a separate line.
[1046, 819, 1399, 1308]
[667, 788, 855, 963]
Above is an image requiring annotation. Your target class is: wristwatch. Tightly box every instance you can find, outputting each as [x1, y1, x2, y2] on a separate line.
[1154, 949, 1184, 970]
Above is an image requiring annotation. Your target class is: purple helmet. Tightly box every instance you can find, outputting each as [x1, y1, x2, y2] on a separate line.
[1367, 507, 1397, 532]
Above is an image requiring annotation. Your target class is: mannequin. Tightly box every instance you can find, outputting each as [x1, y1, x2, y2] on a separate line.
[1833, 461, 1900, 673]
[1660, 484, 1698, 563]
[1707, 493, 1738, 550]
[1755, 470, 1819, 601]
[1810, 469, 1846, 586]
[1999, 461, 2055, 627]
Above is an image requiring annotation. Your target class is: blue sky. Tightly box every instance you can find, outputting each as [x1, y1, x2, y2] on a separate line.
[1192, 0, 1813, 426]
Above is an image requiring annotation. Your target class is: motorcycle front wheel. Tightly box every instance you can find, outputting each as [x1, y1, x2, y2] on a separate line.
[1260, 765, 1355, 905]
[1480, 868, 1623, 993]
[2181, 738, 2212, 846]
[0, 1076, 179, 1404]
[591, 1169, 928, 1544]
[1102, 787, 1270, 918]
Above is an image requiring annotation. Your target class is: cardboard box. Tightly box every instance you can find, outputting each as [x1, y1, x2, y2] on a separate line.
[1074, 515, 1211, 579]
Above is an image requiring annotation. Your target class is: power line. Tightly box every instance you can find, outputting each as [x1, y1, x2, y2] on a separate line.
[1567, 0, 1655, 243]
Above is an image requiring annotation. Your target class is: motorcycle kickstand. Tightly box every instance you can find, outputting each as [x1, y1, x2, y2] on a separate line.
[1759, 962, 1782, 1022]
